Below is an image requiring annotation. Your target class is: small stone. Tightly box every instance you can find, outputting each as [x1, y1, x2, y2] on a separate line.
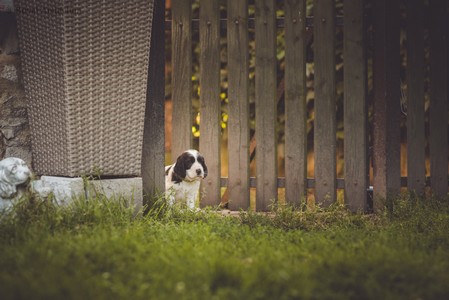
[1, 65, 18, 82]
[1, 127, 15, 140]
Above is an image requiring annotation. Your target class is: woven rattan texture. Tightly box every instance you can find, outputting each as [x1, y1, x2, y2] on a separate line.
[15, 0, 154, 177]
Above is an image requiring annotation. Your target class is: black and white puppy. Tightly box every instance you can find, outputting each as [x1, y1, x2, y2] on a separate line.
[165, 149, 208, 209]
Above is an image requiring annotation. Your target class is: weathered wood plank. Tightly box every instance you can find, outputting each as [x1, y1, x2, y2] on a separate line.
[372, 0, 401, 211]
[406, 0, 426, 197]
[199, 0, 221, 207]
[284, 0, 307, 207]
[255, 0, 277, 211]
[314, 0, 336, 207]
[142, 0, 166, 201]
[343, 0, 368, 212]
[429, 0, 448, 199]
[171, 0, 192, 159]
[227, 0, 250, 210]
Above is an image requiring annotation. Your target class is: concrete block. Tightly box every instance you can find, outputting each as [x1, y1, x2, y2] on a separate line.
[87, 177, 143, 210]
[33, 176, 85, 205]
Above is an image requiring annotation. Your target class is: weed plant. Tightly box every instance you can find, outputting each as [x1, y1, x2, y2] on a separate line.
[0, 193, 448, 300]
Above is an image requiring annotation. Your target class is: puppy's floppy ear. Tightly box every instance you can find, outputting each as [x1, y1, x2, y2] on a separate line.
[198, 155, 208, 178]
[173, 153, 187, 181]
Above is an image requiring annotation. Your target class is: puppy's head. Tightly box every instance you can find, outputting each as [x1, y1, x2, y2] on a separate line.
[173, 150, 208, 182]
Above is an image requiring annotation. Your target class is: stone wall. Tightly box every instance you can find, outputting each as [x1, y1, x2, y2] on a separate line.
[0, 13, 32, 165]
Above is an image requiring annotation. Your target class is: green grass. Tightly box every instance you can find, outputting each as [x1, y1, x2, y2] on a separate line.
[1, 194, 449, 300]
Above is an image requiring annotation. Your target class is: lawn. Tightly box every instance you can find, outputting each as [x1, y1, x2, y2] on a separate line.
[0, 194, 448, 300]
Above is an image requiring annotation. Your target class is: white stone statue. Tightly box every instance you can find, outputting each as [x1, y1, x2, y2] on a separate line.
[0, 157, 31, 210]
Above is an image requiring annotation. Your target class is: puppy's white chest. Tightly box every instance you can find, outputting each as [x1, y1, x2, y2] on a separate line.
[166, 180, 200, 208]
[168, 180, 200, 197]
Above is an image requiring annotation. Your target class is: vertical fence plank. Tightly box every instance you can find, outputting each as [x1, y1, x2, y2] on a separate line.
[314, 0, 336, 207]
[199, 0, 221, 207]
[142, 0, 166, 200]
[227, 0, 250, 210]
[372, 0, 401, 210]
[171, 0, 192, 159]
[429, 0, 448, 199]
[255, 0, 277, 211]
[285, 0, 307, 206]
[406, 0, 426, 196]
[344, 0, 367, 211]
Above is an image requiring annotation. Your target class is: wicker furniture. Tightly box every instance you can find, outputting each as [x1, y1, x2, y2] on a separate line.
[15, 0, 154, 176]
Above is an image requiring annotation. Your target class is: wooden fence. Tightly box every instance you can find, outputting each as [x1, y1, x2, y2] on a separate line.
[143, 0, 448, 212]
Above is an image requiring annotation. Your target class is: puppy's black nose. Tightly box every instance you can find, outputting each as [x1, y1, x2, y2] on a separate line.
[196, 169, 202, 176]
